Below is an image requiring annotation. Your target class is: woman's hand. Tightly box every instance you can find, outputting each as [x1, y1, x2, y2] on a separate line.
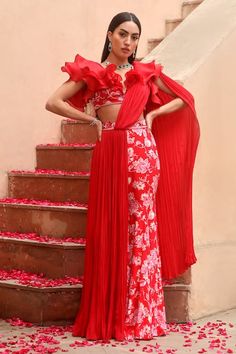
[90, 118, 103, 142]
[96, 119, 103, 142]
[145, 112, 156, 131]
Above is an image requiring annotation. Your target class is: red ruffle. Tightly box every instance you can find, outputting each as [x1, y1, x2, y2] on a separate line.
[61, 54, 124, 111]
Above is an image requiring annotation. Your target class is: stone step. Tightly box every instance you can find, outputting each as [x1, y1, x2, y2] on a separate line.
[0, 199, 87, 238]
[8, 170, 89, 204]
[36, 144, 94, 172]
[61, 119, 97, 144]
[165, 18, 183, 36]
[0, 235, 85, 278]
[146, 1, 203, 54]
[0, 227, 190, 285]
[0, 279, 81, 325]
[0, 274, 190, 325]
[147, 37, 165, 52]
[171, 269, 191, 285]
[164, 283, 190, 322]
[182, 0, 204, 19]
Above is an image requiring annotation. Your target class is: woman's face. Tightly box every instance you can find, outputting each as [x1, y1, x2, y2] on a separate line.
[108, 21, 140, 59]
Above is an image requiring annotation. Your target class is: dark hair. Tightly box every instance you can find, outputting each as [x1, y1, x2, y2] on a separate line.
[101, 12, 141, 64]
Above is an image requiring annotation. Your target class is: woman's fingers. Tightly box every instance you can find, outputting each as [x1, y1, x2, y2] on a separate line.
[97, 121, 102, 142]
[146, 116, 153, 131]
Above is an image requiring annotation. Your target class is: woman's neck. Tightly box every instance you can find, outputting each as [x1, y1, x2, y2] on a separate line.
[105, 53, 129, 66]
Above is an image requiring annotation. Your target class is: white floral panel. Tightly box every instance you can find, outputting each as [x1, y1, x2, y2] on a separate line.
[124, 120, 167, 340]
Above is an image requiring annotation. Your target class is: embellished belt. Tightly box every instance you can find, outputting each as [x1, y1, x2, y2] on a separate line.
[102, 119, 147, 131]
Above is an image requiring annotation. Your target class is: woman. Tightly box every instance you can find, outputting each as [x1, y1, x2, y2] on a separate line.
[46, 12, 200, 341]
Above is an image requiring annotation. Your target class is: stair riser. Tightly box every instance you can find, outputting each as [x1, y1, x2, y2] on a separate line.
[0, 241, 85, 278]
[0, 284, 81, 325]
[8, 176, 89, 204]
[172, 269, 191, 285]
[147, 38, 164, 52]
[36, 149, 93, 172]
[0, 283, 189, 324]
[165, 19, 182, 36]
[0, 235, 190, 284]
[0, 205, 86, 238]
[182, 1, 202, 19]
[164, 287, 190, 322]
[61, 123, 97, 144]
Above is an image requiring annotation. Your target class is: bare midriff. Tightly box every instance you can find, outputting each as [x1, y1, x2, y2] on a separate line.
[96, 103, 144, 123]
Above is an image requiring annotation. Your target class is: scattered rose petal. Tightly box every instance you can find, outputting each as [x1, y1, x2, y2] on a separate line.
[36, 143, 95, 147]
[0, 198, 87, 208]
[10, 169, 90, 177]
[0, 269, 83, 287]
[0, 231, 86, 245]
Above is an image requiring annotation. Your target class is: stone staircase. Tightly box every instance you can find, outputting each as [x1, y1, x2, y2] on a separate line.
[147, 0, 204, 52]
[0, 119, 192, 326]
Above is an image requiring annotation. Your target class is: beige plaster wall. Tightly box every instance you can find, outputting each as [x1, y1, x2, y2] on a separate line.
[0, 0, 183, 197]
[145, 0, 236, 318]
[187, 27, 236, 318]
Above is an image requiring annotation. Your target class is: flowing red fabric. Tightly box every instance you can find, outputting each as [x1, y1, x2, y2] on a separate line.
[146, 71, 200, 279]
[61, 54, 200, 339]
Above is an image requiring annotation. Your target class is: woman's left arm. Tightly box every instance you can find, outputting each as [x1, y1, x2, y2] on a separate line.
[155, 77, 186, 113]
[146, 77, 187, 129]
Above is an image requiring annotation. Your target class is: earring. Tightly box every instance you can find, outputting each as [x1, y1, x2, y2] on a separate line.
[108, 42, 112, 52]
[132, 50, 136, 59]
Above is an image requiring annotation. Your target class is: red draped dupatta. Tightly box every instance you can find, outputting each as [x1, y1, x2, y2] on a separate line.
[61, 55, 200, 339]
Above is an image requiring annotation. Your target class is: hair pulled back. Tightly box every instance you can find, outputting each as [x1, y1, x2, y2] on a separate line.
[101, 12, 141, 64]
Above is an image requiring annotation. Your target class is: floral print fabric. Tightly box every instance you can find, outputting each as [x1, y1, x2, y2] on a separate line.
[103, 119, 167, 339]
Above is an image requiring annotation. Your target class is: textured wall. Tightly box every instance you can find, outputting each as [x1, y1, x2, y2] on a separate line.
[146, 0, 236, 318]
[0, 0, 183, 196]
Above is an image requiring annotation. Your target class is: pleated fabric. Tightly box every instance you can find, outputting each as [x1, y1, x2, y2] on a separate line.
[73, 130, 129, 340]
[148, 71, 200, 279]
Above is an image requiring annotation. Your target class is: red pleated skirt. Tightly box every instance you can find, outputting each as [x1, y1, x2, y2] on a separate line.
[73, 119, 167, 340]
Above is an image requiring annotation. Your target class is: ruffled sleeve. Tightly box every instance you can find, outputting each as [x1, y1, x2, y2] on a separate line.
[126, 61, 163, 107]
[145, 61, 197, 113]
[61, 54, 106, 111]
[148, 62, 163, 106]
[62, 54, 87, 82]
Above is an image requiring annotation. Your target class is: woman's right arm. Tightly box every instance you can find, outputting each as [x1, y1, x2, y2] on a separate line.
[45, 79, 96, 123]
[45, 79, 102, 141]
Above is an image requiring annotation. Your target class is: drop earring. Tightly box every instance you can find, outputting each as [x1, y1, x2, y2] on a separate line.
[108, 42, 112, 52]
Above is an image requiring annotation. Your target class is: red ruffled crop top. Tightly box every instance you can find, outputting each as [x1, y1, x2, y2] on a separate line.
[61, 53, 163, 112]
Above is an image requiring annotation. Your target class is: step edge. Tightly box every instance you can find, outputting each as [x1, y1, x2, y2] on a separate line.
[0, 201, 87, 212]
[165, 18, 183, 24]
[147, 37, 165, 42]
[36, 145, 95, 150]
[164, 284, 191, 291]
[0, 236, 85, 249]
[0, 279, 82, 291]
[61, 119, 91, 125]
[182, 0, 203, 5]
[0, 279, 188, 292]
[8, 171, 90, 179]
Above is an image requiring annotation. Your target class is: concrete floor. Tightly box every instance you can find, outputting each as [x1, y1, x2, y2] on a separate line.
[0, 309, 235, 353]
